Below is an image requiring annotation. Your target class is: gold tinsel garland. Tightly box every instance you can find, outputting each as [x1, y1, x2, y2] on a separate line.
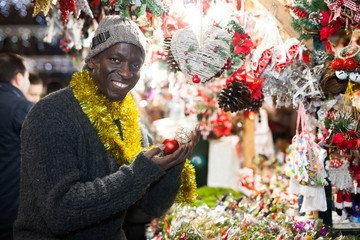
[70, 70, 197, 203]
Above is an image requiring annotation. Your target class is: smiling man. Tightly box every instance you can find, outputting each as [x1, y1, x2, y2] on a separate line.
[14, 16, 200, 240]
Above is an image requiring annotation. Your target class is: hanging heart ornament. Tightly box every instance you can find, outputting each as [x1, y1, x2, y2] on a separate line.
[170, 27, 231, 84]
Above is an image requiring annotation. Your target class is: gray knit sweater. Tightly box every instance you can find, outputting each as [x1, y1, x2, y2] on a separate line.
[14, 86, 183, 239]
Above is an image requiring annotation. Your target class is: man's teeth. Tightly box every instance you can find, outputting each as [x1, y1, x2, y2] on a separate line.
[113, 81, 127, 87]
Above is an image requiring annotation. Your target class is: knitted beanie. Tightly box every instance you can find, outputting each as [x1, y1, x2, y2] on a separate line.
[84, 16, 146, 63]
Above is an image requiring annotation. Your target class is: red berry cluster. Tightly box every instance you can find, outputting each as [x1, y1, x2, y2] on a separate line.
[285, 5, 308, 19]
[224, 58, 235, 70]
[293, 8, 308, 18]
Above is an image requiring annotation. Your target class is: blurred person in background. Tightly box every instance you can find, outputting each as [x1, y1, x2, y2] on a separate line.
[0, 53, 33, 240]
[25, 73, 44, 104]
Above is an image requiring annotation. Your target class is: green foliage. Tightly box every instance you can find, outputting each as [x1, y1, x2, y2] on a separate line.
[146, 0, 163, 17]
[289, 0, 329, 39]
[191, 186, 243, 208]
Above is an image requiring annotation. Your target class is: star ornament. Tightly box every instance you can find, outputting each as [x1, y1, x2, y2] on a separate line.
[232, 31, 253, 55]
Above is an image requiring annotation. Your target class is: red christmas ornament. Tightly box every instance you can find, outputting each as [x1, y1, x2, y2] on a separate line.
[331, 58, 344, 71]
[343, 57, 357, 71]
[192, 75, 200, 83]
[162, 139, 179, 155]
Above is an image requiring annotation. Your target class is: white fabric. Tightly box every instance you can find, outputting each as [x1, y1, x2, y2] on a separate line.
[254, 109, 275, 159]
[290, 179, 327, 213]
[300, 185, 327, 213]
[207, 136, 241, 189]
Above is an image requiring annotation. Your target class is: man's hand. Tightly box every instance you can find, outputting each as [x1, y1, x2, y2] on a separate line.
[144, 124, 201, 170]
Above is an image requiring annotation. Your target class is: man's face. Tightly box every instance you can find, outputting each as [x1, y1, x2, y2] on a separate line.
[26, 83, 43, 103]
[88, 42, 144, 101]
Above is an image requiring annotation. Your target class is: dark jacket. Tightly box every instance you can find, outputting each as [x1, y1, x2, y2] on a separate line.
[14, 86, 183, 239]
[0, 82, 33, 238]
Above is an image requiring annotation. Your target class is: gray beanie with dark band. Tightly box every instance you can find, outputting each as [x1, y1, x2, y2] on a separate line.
[84, 16, 147, 63]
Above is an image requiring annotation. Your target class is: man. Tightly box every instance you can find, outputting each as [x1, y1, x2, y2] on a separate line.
[14, 16, 200, 239]
[25, 73, 44, 104]
[0, 53, 33, 240]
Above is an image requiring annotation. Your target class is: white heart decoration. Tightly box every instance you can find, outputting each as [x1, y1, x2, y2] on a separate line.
[170, 27, 230, 84]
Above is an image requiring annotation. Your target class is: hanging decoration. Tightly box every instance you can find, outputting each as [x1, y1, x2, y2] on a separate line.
[58, 0, 77, 25]
[332, 45, 360, 84]
[218, 65, 264, 113]
[76, 0, 94, 18]
[32, 0, 52, 17]
[170, 27, 230, 84]
[59, 15, 85, 64]
[326, 0, 360, 33]
[223, 19, 254, 77]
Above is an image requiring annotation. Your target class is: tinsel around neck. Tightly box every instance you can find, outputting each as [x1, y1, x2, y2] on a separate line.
[70, 70, 142, 165]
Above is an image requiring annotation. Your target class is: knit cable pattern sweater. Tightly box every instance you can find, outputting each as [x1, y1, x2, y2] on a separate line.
[14, 86, 183, 239]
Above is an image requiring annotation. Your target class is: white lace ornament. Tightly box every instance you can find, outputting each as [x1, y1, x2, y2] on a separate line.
[326, 160, 353, 190]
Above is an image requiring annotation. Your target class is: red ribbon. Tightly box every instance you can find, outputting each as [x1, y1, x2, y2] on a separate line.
[230, 65, 255, 84]
[325, 39, 335, 55]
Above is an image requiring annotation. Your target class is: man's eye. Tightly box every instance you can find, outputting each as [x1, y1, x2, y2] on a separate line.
[132, 63, 141, 70]
[111, 58, 120, 63]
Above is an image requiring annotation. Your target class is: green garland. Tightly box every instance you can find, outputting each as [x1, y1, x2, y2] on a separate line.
[287, 0, 329, 39]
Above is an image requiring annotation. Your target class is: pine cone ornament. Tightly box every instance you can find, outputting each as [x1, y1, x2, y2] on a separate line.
[248, 94, 264, 112]
[309, 12, 322, 25]
[164, 37, 180, 72]
[218, 80, 251, 112]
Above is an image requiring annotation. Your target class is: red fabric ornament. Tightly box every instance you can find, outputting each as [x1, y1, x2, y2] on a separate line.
[343, 57, 357, 71]
[58, 0, 76, 25]
[331, 58, 344, 70]
[162, 139, 179, 155]
[192, 75, 200, 83]
[254, 47, 273, 77]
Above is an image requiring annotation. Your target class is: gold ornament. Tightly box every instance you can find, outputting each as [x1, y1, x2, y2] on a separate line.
[175, 127, 192, 144]
[32, 0, 52, 17]
[70, 70, 197, 203]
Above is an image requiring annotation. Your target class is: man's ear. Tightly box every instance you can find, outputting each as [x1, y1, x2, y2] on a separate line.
[11, 73, 24, 88]
[87, 58, 95, 70]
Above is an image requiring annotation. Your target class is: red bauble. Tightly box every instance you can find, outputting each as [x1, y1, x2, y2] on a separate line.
[192, 75, 200, 83]
[162, 139, 179, 155]
[343, 57, 357, 71]
[331, 58, 344, 71]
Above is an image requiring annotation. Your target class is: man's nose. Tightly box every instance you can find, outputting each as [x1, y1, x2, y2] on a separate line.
[117, 62, 133, 79]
